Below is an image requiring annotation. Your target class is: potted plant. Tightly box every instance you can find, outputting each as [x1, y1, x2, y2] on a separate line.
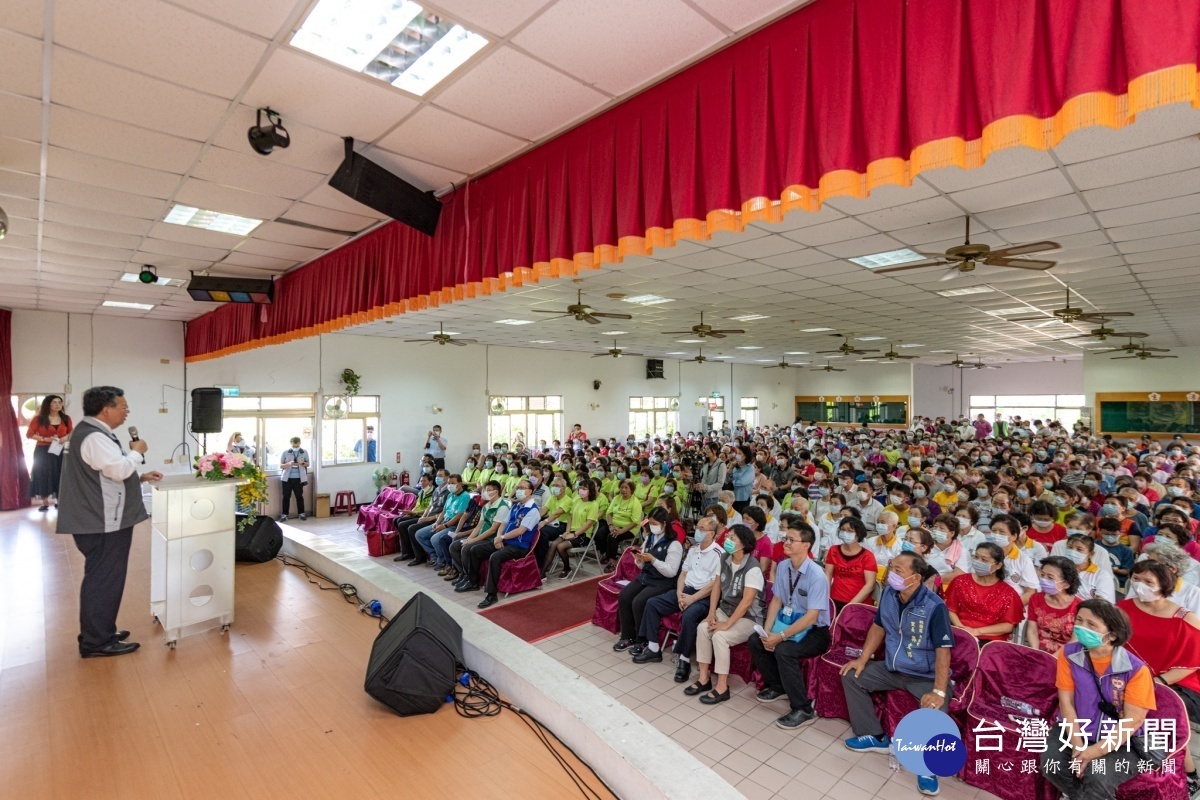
[340, 368, 361, 397]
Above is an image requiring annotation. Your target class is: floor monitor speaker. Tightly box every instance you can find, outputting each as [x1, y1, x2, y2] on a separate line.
[364, 592, 463, 717]
[234, 514, 283, 563]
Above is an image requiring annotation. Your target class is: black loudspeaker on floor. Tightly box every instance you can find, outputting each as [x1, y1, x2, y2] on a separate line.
[234, 514, 283, 563]
[364, 592, 464, 717]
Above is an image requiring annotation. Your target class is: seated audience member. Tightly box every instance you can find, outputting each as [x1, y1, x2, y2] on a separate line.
[596, 479, 643, 572]
[398, 470, 449, 565]
[816, 492, 846, 554]
[541, 478, 600, 579]
[747, 523, 832, 729]
[944, 542, 1024, 642]
[1153, 522, 1200, 585]
[865, 510, 903, 584]
[633, 515, 724, 683]
[389, 472, 435, 560]
[717, 490, 742, 526]
[924, 513, 971, 582]
[986, 513, 1039, 604]
[739, 506, 774, 576]
[703, 504, 729, 546]
[533, 474, 573, 566]
[950, 501, 985, 554]
[824, 516, 876, 612]
[1012, 510, 1049, 565]
[687, 525, 765, 704]
[413, 473, 473, 570]
[901, 526, 942, 593]
[613, 507, 684, 652]
[847, 482, 884, 528]
[1064, 534, 1117, 602]
[1025, 499, 1068, 547]
[1024, 555, 1081, 654]
[1040, 599, 1156, 800]
[467, 479, 541, 609]
[1102, 494, 1143, 554]
[840, 551, 954, 798]
[1095, 516, 1135, 588]
[1119, 559, 1200, 793]
[449, 481, 508, 587]
[1143, 539, 1200, 615]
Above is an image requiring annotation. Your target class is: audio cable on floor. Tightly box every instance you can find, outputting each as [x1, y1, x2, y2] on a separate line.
[453, 669, 616, 800]
[276, 554, 389, 629]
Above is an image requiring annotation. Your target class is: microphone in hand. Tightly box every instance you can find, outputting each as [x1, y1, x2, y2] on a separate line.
[128, 426, 148, 455]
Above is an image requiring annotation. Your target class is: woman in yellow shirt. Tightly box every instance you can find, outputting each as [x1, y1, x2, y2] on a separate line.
[598, 480, 644, 571]
[542, 479, 601, 579]
[462, 457, 481, 490]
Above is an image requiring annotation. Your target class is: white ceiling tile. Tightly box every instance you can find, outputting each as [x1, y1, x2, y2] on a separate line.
[376, 106, 525, 173]
[975, 194, 1088, 231]
[434, 46, 606, 141]
[921, 148, 1059, 194]
[55, 0, 268, 99]
[665, 249, 742, 269]
[42, 237, 132, 262]
[1067, 136, 1200, 191]
[132, 249, 214, 272]
[0, 29, 43, 99]
[0, 167, 40, 200]
[781, 217, 876, 246]
[0, 136, 41, 174]
[430, 0, 552, 37]
[706, 262, 777, 278]
[856, 196, 961, 231]
[52, 48, 229, 140]
[718, 234, 803, 259]
[282, 202, 377, 233]
[48, 106, 203, 174]
[360, 147, 465, 193]
[139, 234, 229, 262]
[192, 146, 325, 200]
[253, 221, 345, 249]
[749, 204, 845, 233]
[1095, 194, 1200, 228]
[301, 183, 390, 220]
[1081, 168, 1200, 213]
[690, 0, 808, 30]
[174, 178, 292, 221]
[218, 251, 294, 272]
[46, 146, 180, 199]
[42, 202, 155, 236]
[948, 169, 1074, 213]
[1054, 102, 1200, 164]
[169, 0, 297, 39]
[995, 214, 1097, 245]
[512, 0, 723, 95]
[756, 248, 836, 270]
[1117, 231, 1200, 255]
[238, 237, 323, 262]
[1107, 214, 1200, 243]
[0, 93, 42, 142]
[243, 48, 420, 142]
[40, 221, 142, 250]
[148, 220, 244, 249]
[818, 233, 906, 259]
[2, 0, 43, 37]
[823, 181, 939, 215]
[43, 177, 166, 218]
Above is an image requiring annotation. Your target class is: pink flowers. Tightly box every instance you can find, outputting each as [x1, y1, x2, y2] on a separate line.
[196, 452, 247, 478]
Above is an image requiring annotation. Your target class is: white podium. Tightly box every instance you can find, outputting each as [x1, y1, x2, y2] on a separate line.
[149, 474, 242, 647]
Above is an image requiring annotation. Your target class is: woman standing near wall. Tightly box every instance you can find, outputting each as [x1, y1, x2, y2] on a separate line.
[27, 394, 72, 512]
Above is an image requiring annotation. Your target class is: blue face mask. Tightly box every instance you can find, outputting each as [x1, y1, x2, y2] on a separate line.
[1073, 625, 1105, 649]
[693, 529, 708, 544]
[900, 541, 915, 553]
[435, 476, 445, 486]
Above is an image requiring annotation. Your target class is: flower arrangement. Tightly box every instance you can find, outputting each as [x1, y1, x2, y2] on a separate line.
[195, 452, 268, 531]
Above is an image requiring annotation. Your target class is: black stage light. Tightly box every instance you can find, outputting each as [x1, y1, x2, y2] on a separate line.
[247, 108, 290, 155]
[138, 265, 157, 284]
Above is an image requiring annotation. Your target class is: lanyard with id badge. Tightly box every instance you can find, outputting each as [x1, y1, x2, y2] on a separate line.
[769, 563, 811, 643]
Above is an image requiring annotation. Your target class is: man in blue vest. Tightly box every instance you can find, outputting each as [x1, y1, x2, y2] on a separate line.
[57, 386, 163, 658]
[839, 551, 954, 797]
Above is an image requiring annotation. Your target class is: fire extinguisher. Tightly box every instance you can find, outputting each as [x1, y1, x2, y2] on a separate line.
[399, 470, 410, 487]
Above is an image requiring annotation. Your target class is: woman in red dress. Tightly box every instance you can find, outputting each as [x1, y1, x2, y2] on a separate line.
[26, 394, 72, 512]
[1024, 555, 1081, 654]
[944, 541, 1025, 643]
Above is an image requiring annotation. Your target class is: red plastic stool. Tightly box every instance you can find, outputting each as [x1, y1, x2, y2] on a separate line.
[333, 491, 357, 516]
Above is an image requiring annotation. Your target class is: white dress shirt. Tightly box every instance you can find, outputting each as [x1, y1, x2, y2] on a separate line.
[78, 417, 143, 481]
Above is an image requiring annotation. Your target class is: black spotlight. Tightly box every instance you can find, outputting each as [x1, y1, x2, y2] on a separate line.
[247, 107, 290, 156]
[138, 265, 157, 284]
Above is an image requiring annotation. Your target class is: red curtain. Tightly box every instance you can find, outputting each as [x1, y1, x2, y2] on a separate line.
[186, 0, 1200, 362]
[0, 310, 31, 509]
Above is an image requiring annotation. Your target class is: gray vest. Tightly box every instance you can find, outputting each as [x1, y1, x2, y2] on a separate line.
[56, 418, 148, 535]
[718, 554, 765, 624]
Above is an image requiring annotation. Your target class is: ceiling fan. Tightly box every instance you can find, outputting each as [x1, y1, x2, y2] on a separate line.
[531, 289, 633, 325]
[592, 339, 643, 359]
[817, 334, 879, 356]
[1059, 318, 1147, 342]
[1006, 286, 1133, 324]
[404, 322, 477, 347]
[685, 348, 712, 364]
[860, 343, 918, 362]
[963, 358, 1001, 370]
[872, 217, 1059, 281]
[662, 311, 744, 339]
[938, 353, 970, 368]
[810, 362, 846, 372]
[763, 357, 804, 370]
[1110, 346, 1177, 361]
[1090, 337, 1169, 355]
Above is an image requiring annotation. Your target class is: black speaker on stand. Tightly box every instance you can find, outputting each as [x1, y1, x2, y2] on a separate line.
[191, 388, 223, 434]
[365, 592, 463, 717]
[234, 514, 283, 563]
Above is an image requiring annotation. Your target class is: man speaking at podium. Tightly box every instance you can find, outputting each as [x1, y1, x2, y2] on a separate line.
[57, 386, 163, 658]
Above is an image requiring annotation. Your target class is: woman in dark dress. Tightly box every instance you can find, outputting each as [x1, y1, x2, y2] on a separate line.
[27, 395, 72, 511]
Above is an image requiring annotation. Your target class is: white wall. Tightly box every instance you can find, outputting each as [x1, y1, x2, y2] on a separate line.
[913, 360, 1084, 418]
[1083, 346, 1200, 406]
[10, 310, 188, 469]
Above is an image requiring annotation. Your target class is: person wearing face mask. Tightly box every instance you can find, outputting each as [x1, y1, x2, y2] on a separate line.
[694, 443, 727, 512]
[740, 506, 776, 580]
[729, 446, 755, 513]
[1060, 534, 1117, 603]
[865, 511, 904, 589]
[1023, 499, 1068, 548]
[1023, 556, 1081, 653]
[882, 482, 913, 524]
[845, 482, 884, 529]
[840, 550, 953, 797]
[986, 514, 1039, 604]
[824, 517, 877, 613]
[1095, 516, 1134, 588]
[633, 516, 724, 684]
[413, 474, 473, 571]
[532, 476, 572, 567]
[466, 480, 541, 609]
[932, 475, 960, 510]
[687, 525, 765, 704]
[1040, 599, 1159, 799]
[450, 480, 509, 589]
[476, 455, 498, 489]
[596, 480, 644, 571]
[943, 542, 1024, 642]
[948, 502, 985, 558]
[398, 470, 451, 566]
[423, 425, 447, 471]
[921, 513, 970, 580]
[633, 467, 663, 515]
[909, 479, 943, 521]
[715, 490, 742, 527]
[1141, 540, 1200, 616]
[1117, 559, 1200, 794]
[613, 507, 684, 652]
[541, 478, 601, 580]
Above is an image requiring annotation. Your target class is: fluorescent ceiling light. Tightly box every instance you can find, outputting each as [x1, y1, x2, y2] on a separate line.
[1069, 340, 1101, 345]
[930, 349, 954, 353]
[848, 248, 926, 268]
[529, 339, 555, 344]
[428, 330, 459, 335]
[676, 339, 704, 343]
[164, 204, 262, 235]
[801, 327, 833, 332]
[120, 272, 184, 287]
[665, 351, 686, 355]
[936, 286, 994, 297]
[713, 355, 731, 359]
[735, 345, 763, 350]
[292, 1, 487, 97]
[730, 314, 769, 322]
[785, 351, 809, 355]
[987, 307, 1034, 316]
[600, 330, 627, 335]
[755, 359, 775, 362]
[898, 343, 924, 348]
[103, 300, 154, 310]
[622, 294, 674, 306]
[855, 336, 885, 341]
[494, 319, 533, 325]
[825, 354, 844, 358]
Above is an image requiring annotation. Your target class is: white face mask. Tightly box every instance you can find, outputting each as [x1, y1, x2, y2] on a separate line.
[649, 524, 663, 536]
[838, 531, 857, 545]
[1065, 548, 1088, 565]
[1130, 580, 1159, 602]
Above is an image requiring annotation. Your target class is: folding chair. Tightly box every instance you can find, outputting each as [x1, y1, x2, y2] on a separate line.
[567, 534, 603, 581]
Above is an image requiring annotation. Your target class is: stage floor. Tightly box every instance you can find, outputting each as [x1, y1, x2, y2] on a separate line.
[0, 508, 615, 800]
